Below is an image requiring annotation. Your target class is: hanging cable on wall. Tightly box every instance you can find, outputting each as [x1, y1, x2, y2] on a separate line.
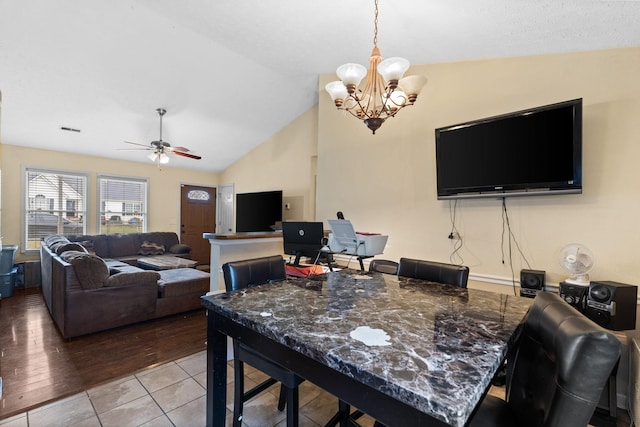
[500, 197, 532, 295]
[448, 199, 464, 265]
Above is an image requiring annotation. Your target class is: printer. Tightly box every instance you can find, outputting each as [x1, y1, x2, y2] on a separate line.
[327, 219, 388, 257]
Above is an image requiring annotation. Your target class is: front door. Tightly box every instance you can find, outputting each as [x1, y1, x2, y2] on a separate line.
[180, 184, 216, 265]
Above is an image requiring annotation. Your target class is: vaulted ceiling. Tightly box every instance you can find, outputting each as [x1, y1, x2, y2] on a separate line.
[1, 0, 639, 172]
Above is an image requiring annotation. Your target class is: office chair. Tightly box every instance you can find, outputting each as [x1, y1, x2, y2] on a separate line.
[222, 255, 304, 427]
[0, 245, 19, 298]
[368, 259, 399, 275]
[397, 257, 469, 288]
[468, 291, 621, 427]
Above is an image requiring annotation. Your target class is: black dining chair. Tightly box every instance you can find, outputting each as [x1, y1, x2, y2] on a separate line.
[222, 255, 304, 427]
[368, 259, 399, 275]
[469, 291, 621, 427]
[397, 257, 469, 288]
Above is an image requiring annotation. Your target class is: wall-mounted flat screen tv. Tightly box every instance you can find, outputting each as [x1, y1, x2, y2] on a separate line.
[236, 190, 282, 232]
[435, 98, 582, 200]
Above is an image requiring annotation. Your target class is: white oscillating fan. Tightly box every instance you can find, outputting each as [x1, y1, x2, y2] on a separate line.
[558, 243, 594, 286]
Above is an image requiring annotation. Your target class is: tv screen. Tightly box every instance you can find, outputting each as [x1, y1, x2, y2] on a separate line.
[236, 190, 282, 232]
[282, 221, 324, 266]
[435, 99, 582, 199]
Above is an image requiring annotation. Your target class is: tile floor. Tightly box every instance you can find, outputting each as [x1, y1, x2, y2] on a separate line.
[0, 350, 625, 427]
[0, 351, 376, 427]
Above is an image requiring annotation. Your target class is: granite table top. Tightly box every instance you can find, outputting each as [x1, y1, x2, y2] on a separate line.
[201, 270, 532, 426]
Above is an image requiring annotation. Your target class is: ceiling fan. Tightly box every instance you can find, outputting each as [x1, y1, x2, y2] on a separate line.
[120, 108, 201, 165]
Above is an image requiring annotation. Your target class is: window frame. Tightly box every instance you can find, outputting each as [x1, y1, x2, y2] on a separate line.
[22, 166, 88, 253]
[97, 174, 149, 234]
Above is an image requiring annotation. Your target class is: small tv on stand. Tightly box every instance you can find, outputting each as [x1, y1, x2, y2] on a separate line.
[282, 221, 324, 266]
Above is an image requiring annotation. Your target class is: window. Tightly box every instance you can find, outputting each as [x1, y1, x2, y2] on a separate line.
[24, 168, 87, 251]
[98, 175, 148, 234]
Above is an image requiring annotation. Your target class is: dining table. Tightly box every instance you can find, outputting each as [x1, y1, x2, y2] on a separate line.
[201, 269, 532, 427]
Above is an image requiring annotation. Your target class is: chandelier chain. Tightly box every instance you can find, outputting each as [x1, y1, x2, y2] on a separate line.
[373, 0, 379, 48]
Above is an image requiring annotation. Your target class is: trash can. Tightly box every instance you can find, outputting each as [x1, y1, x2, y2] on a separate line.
[0, 245, 18, 298]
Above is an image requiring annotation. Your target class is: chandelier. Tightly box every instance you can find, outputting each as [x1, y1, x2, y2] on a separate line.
[325, 0, 427, 134]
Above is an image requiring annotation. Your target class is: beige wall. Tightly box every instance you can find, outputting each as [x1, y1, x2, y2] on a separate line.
[1, 144, 218, 261]
[221, 106, 319, 222]
[317, 47, 640, 288]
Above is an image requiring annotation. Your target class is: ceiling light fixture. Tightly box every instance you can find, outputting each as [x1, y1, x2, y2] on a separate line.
[325, 0, 427, 134]
[147, 151, 170, 165]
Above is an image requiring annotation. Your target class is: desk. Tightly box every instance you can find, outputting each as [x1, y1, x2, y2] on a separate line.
[202, 271, 531, 427]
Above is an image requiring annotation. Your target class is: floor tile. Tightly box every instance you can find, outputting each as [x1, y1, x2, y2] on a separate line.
[138, 415, 175, 427]
[166, 394, 207, 427]
[27, 393, 95, 427]
[175, 351, 207, 376]
[151, 377, 205, 413]
[88, 376, 148, 414]
[0, 413, 27, 427]
[97, 395, 163, 427]
[136, 363, 189, 393]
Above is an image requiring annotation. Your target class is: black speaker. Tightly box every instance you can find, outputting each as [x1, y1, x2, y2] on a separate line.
[520, 269, 545, 298]
[585, 281, 638, 331]
[559, 281, 588, 312]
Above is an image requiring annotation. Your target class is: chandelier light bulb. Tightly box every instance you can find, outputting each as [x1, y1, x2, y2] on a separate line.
[336, 63, 367, 90]
[377, 57, 410, 86]
[325, 81, 348, 105]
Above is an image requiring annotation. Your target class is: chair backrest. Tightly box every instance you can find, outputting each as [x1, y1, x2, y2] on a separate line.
[397, 257, 469, 288]
[0, 245, 18, 274]
[507, 292, 621, 427]
[368, 259, 399, 275]
[222, 255, 287, 292]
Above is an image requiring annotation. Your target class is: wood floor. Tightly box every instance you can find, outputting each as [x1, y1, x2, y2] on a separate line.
[0, 287, 207, 420]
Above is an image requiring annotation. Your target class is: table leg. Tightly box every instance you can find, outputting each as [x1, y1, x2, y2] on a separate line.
[207, 311, 227, 427]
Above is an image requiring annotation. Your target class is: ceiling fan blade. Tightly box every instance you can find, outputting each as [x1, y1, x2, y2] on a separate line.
[169, 146, 190, 152]
[173, 151, 201, 160]
[118, 148, 152, 151]
[124, 140, 152, 148]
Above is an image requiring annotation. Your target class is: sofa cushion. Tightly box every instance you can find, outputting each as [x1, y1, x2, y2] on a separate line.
[169, 243, 191, 255]
[68, 235, 109, 257]
[157, 268, 210, 298]
[138, 241, 166, 256]
[78, 240, 96, 254]
[55, 242, 88, 256]
[143, 232, 179, 250]
[44, 235, 69, 247]
[60, 250, 110, 290]
[107, 234, 141, 258]
[106, 271, 161, 287]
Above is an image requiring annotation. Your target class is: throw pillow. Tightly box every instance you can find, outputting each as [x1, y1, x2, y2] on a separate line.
[138, 241, 165, 256]
[60, 250, 110, 290]
[54, 242, 88, 256]
[169, 243, 191, 254]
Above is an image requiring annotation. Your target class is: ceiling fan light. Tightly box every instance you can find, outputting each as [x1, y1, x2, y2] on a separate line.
[159, 153, 170, 164]
[148, 152, 158, 161]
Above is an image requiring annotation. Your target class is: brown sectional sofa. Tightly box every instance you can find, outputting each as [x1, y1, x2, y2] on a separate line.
[40, 232, 210, 338]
